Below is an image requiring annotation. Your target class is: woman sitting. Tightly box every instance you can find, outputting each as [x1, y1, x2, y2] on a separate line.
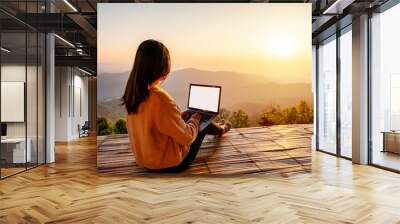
[122, 39, 230, 172]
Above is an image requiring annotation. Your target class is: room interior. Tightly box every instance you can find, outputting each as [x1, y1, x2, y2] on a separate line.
[0, 31, 46, 177]
[1, 0, 400, 223]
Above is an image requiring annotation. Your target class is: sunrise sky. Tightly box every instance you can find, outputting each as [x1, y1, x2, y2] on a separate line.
[98, 3, 311, 83]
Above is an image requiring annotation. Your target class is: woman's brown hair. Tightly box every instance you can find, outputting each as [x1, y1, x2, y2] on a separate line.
[122, 39, 171, 114]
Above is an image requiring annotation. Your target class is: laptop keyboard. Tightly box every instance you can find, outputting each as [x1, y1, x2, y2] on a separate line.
[185, 111, 213, 121]
[200, 114, 213, 123]
[185, 110, 215, 130]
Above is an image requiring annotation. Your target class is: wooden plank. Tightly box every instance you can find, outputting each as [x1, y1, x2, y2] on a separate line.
[97, 125, 313, 175]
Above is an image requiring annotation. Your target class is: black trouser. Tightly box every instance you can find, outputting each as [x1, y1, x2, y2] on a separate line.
[160, 121, 222, 173]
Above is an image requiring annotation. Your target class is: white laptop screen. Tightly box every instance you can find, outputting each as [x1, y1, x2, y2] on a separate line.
[188, 85, 221, 113]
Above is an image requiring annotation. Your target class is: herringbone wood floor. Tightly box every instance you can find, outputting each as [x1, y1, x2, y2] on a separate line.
[1, 136, 400, 223]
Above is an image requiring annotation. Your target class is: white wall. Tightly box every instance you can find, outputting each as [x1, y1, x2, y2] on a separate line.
[1, 63, 46, 164]
[72, 73, 89, 138]
[1, 66, 26, 135]
[55, 67, 89, 141]
[55, 66, 69, 141]
[1, 65, 36, 138]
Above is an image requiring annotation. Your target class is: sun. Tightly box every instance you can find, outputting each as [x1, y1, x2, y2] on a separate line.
[270, 37, 295, 57]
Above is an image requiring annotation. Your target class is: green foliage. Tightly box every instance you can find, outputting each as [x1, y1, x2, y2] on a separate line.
[97, 116, 113, 136]
[295, 100, 313, 124]
[259, 100, 313, 126]
[259, 105, 283, 126]
[282, 107, 298, 124]
[229, 109, 249, 128]
[97, 100, 312, 134]
[114, 118, 128, 134]
[97, 99, 125, 123]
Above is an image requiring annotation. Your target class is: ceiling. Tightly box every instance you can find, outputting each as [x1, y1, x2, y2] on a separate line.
[0, 0, 392, 75]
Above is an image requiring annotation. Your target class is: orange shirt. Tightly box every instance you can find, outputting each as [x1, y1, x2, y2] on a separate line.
[126, 86, 199, 169]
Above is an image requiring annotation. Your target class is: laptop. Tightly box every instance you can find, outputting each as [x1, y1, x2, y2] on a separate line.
[186, 84, 221, 131]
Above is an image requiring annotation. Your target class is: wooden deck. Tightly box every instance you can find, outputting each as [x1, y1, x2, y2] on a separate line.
[97, 124, 313, 175]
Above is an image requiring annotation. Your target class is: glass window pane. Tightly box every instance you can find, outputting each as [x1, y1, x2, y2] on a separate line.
[27, 31, 38, 169]
[1, 31, 27, 177]
[318, 37, 337, 154]
[38, 33, 46, 165]
[371, 4, 400, 171]
[0, 1, 46, 179]
[340, 29, 352, 158]
[26, 0, 40, 169]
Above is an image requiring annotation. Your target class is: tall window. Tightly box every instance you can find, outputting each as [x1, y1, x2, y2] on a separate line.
[390, 74, 400, 130]
[339, 28, 352, 158]
[1, 30, 28, 178]
[0, 2, 46, 179]
[371, 3, 400, 171]
[318, 36, 337, 154]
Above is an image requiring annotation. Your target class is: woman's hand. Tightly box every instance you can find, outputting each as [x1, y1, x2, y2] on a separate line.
[191, 113, 202, 121]
[181, 110, 192, 121]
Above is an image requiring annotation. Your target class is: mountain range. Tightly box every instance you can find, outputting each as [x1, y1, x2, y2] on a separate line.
[97, 68, 312, 124]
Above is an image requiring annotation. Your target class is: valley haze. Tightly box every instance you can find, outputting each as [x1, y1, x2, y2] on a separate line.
[98, 68, 312, 125]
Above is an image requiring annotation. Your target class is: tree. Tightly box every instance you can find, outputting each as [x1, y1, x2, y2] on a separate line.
[258, 100, 314, 126]
[259, 105, 283, 126]
[295, 100, 313, 124]
[229, 109, 249, 128]
[259, 112, 275, 126]
[97, 116, 113, 136]
[114, 118, 128, 134]
[282, 107, 298, 124]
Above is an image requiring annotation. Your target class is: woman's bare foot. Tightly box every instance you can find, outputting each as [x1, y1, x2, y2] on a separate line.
[218, 120, 231, 137]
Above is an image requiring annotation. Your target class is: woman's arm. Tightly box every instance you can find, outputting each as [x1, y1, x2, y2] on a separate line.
[181, 110, 192, 121]
[154, 92, 201, 145]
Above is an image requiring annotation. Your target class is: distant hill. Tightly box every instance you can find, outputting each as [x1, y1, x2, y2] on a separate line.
[162, 68, 312, 111]
[98, 99, 125, 123]
[97, 68, 266, 101]
[98, 68, 312, 124]
[97, 71, 129, 101]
